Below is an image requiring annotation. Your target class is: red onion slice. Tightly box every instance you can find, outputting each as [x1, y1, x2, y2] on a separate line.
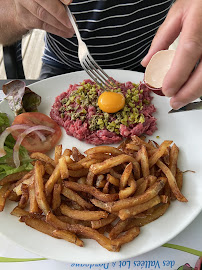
[13, 125, 55, 167]
[0, 125, 30, 157]
[34, 131, 46, 142]
[0, 125, 49, 158]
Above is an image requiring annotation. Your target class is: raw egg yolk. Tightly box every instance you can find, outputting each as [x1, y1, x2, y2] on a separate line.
[98, 91, 125, 113]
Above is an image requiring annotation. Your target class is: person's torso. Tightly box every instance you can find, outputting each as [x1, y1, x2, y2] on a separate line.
[43, 0, 173, 72]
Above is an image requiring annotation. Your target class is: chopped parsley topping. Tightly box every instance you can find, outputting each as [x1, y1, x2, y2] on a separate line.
[59, 80, 151, 135]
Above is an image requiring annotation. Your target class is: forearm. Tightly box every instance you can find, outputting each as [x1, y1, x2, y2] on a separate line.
[0, 0, 28, 45]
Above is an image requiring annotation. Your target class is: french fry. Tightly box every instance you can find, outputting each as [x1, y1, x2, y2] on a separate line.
[64, 181, 119, 202]
[0, 171, 28, 186]
[156, 160, 187, 202]
[62, 149, 72, 157]
[29, 183, 40, 213]
[103, 181, 110, 194]
[117, 138, 130, 151]
[54, 144, 62, 164]
[59, 156, 69, 179]
[169, 143, 179, 177]
[68, 169, 89, 178]
[149, 140, 173, 168]
[60, 204, 108, 221]
[131, 135, 155, 150]
[64, 155, 74, 165]
[111, 227, 140, 248]
[44, 163, 55, 175]
[81, 159, 101, 169]
[30, 152, 55, 167]
[120, 163, 133, 189]
[125, 203, 170, 227]
[118, 196, 161, 220]
[85, 146, 123, 156]
[34, 161, 50, 214]
[77, 177, 86, 185]
[91, 178, 166, 212]
[109, 219, 129, 239]
[91, 214, 117, 229]
[72, 147, 85, 162]
[95, 174, 106, 188]
[176, 168, 183, 191]
[119, 177, 136, 199]
[134, 178, 148, 196]
[0, 183, 11, 211]
[45, 163, 61, 196]
[10, 206, 29, 217]
[8, 191, 20, 202]
[147, 175, 157, 187]
[67, 157, 89, 171]
[20, 215, 58, 238]
[160, 195, 169, 203]
[57, 215, 91, 227]
[106, 174, 119, 187]
[90, 154, 139, 176]
[140, 145, 150, 177]
[52, 183, 62, 210]
[61, 186, 93, 209]
[18, 183, 29, 209]
[86, 171, 95, 186]
[13, 175, 34, 196]
[87, 153, 111, 160]
[125, 143, 140, 151]
[46, 212, 120, 252]
[52, 229, 84, 247]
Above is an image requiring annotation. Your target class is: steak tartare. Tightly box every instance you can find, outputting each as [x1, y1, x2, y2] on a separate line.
[50, 79, 157, 145]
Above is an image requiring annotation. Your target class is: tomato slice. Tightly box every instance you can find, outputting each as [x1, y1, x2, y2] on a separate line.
[12, 112, 62, 153]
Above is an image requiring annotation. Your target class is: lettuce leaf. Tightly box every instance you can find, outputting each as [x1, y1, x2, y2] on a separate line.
[0, 112, 33, 180]
[2, 80, 41, 116]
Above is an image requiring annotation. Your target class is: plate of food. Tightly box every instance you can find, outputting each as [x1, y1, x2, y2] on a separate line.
[0, 69, 202, 264]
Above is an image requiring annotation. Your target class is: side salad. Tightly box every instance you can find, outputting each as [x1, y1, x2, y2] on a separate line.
[0, 112, 33, 180]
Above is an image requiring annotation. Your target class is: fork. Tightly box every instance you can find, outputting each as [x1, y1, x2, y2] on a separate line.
[65, 6, 116, 89]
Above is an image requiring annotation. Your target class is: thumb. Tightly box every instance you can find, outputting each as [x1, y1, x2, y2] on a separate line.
[141, 11, 182, 67]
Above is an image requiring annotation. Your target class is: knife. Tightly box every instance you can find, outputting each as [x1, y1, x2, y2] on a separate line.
[169, 100, 202, 113]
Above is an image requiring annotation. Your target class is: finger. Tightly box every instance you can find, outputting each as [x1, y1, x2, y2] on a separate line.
[141, 9, 182, 67]
[170, 59, 202, 109]
[162, 9, 202, 97]
[35, 0, 72, 28]
[19, 5, 74, 38]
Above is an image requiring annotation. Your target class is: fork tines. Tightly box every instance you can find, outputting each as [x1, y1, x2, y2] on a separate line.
[81, 54, 116, 90]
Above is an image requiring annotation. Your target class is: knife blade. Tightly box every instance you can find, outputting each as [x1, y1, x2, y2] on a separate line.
[168, 100, 202, 113]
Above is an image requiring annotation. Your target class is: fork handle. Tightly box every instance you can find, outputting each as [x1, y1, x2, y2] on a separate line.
[65, 6, 82, 42]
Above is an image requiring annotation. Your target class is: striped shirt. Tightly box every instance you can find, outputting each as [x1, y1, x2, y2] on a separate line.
[42, 0, 173, 73]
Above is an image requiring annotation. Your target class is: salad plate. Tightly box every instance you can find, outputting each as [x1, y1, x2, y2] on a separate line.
[0, 69, 202, 263]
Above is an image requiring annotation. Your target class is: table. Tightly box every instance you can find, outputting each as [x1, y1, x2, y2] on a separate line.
[0, 80, 201, 270]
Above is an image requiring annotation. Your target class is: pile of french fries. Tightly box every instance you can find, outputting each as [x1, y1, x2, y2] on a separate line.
[0, 135, 187, 252]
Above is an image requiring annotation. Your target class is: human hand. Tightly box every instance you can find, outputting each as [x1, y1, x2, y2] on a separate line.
[141, 0, 202, 109]
[13, 0, 74, 38]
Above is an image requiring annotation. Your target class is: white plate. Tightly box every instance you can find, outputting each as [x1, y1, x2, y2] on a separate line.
[0, 70, 202, 264]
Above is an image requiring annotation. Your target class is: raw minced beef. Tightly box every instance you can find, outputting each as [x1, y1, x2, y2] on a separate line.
[50, 79, 157, 145]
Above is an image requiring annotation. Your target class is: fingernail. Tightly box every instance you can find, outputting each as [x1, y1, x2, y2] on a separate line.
[171, 101, 184, 110]
[141, 56, 147, 66]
